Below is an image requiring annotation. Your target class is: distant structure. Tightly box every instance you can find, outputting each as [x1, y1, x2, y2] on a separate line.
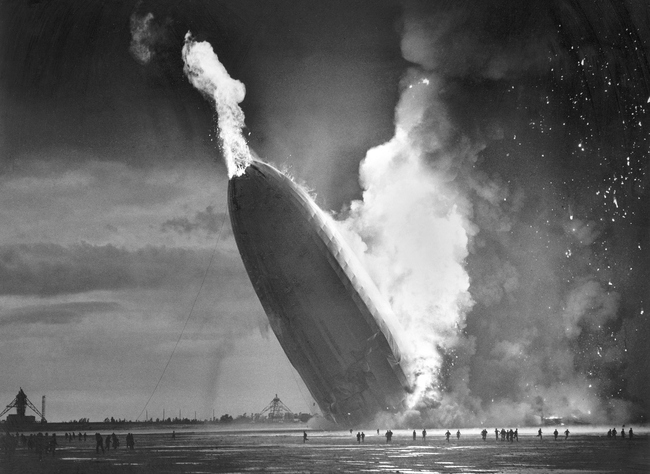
[0, 388, 47, 425]
[259, 394, 293, 422]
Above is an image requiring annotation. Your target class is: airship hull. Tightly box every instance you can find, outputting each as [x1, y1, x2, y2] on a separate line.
[228, 160, 410, 425]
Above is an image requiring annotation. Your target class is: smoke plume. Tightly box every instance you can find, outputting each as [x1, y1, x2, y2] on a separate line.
[182, 33, 252, 178]
[337, 0, 647, 426]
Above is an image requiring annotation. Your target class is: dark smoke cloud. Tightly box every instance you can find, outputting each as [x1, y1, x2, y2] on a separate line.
[395, 0, 650, 424]
[161, 206, 230, 236]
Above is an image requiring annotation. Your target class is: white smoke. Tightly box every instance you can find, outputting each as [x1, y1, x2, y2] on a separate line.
[129, 12, 157, 65]
[182, 33, 252, 178]
[339, 69, 475, 411]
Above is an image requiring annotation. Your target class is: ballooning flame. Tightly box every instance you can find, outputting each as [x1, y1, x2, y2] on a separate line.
[182, 32, 252, 178]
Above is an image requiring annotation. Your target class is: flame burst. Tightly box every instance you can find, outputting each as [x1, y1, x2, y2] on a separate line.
[182, 32, 252, 178]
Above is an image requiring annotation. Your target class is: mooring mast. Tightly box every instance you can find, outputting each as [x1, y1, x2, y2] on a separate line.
[0, 388, 47, 424]
[259, 394, 293, 422]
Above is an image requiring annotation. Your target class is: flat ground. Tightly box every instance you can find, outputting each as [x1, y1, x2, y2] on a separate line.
[1, 427, 648, 473]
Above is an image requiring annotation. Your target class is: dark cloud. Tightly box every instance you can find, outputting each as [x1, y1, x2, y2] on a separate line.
[0, 243, 210, 296]
[0, 301, 121, 326]
[161, 206, 230, 236]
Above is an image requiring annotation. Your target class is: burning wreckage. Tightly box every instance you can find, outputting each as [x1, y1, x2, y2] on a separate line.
[228, 160, 412, 426]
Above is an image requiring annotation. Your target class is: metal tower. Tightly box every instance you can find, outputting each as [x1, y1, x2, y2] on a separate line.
[259, 394, 293, 422]
[0, 388, 47, 423]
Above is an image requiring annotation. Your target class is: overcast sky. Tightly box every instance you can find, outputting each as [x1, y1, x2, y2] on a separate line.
[1, 0, 648, 425]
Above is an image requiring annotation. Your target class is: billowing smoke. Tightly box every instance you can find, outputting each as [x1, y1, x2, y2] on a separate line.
[129, 12, 157, 65]
[337, 1, 647, 427]
[182, 33, 252, 178]
[339, 69, 475, 412]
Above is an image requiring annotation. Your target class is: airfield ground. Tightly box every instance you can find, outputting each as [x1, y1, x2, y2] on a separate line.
[1, 426, 648, 473]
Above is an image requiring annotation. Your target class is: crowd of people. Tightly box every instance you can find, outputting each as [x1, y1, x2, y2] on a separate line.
[1, 430, 136, 459]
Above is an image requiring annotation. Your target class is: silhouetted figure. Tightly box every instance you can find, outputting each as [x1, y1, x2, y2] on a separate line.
[612, 428, 617, 438]
[112, 433, 119, 449]
[500, 428, 506, 441]
[105, 434, 111, 450]
[78, 432, 82, 441]
[49, 433, 57, 456]
[537, 429, 543, 440]
[495, 428, 499, 440]
[357, 432, 361, 444]
[413, 430, 416, 441]
[377, 429, 380, 435]
[422, 429, 427, 441]
[361, 432, 365, 443]
[84, 432, 87, 442]
[126, 433, 135, 450]
[95, 433, 104, 454]
[385, 430, 393, 443]
[607, 429, 612, 437]
[553, 429, 558, 440]
[508, 429, 514, 442]
[621, 426, 626, 439]
[456, 430, 461, 440]
[629, 428, 634, 439]
[514, 429, 518, 441]
[481, 429, 487, 440]
[303, 431, 308, 443]
[445, 430, 451, 442]
[564, 429, 570, 439]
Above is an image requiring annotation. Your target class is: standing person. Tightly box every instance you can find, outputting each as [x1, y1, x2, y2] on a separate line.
[105, 434, 111, 451]
[537, 429, 543, 440]
[422, 429, 427, 441]
[629, 428, 634, 439]
[95, 433, 104, 454]
[514, 429, 518, 441]
[553, 429, 558, 440]
[621, 426, 626, 439]
[303, 431, 308, 443]
[357, 432, 361, 444]
[612, 428, 617, 438]
[361, 432, 365, 443]
[564, 429, 570, 439]
[49, 433, 58, 456]
[445, 430, 451, 442]
[495, 428, 499, 440]
[481, 429, 487, 440]
[412, 430, 416, 441]
[112, 433, 119, 449]
[456, 430, 461, 440]
[385, 430, 393, 443]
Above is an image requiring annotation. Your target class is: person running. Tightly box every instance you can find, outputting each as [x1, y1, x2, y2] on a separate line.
[564, 429, 570, 439]
[445, 430, 451, 442]
[95, 433, 104, 454]
[49, 433, 58, 456]
[537, 429, 543, 440]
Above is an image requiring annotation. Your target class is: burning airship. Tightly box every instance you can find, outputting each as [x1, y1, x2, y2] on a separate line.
[228, 159, 412, 425]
